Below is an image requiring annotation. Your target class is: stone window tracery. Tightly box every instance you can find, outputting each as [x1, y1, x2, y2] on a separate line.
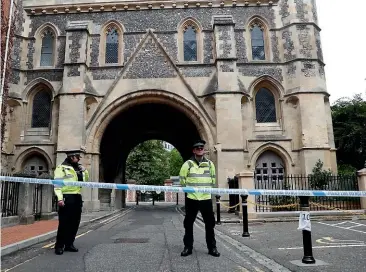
[248, 19, 269, 61]
[100, 21, 124, 66]
[31, 90, 52, 128]
[179, 19, 202, 63]
[40, 29, 55, 67]
[105, 25, 120, 64]
[183, 25, 198, 61]
[255, 87, 277, 123]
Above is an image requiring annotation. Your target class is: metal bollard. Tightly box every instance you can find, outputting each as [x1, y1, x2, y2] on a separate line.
[152, 193, 155, 206]
[240, 195, 250, 237]
[176, 192, 179, 205]
[215, 195, 221, 225]
[136, 191, 139, 206]
[299, 196, 316, 264]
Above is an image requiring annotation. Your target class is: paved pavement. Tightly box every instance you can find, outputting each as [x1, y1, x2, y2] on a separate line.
[1, 220, 59, 247]
[216, 218, 366, 272]
[1, 203, 291, 272]
[1, 209, 123, 255]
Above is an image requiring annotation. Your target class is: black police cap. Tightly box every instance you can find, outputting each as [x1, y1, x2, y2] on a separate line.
[64, 150, 82, 158]
[192, 140, 206, 148]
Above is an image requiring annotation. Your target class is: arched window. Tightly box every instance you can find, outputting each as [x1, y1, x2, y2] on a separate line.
[249, 20, 267, 61]
[40, 30, 55, 66]
[31, 90, 51, 128]
[255, 88, 276, 123]
[105, 26, 120, 64]
[183, 25, 198, 61]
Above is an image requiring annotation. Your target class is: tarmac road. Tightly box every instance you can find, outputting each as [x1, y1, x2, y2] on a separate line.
[216, 218, 366, 272]
[1, 203, 290, 272]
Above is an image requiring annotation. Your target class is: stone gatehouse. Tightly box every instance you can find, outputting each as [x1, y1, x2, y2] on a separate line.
[1, 0, 337, 211]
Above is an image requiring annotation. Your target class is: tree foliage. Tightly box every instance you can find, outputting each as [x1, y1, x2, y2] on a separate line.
[309, 159, 332, 190]
[331, 93, 366, 171]
[125, 141, 184, 185]
[125, 140, 169, 186]
[167, 148, 184, 176]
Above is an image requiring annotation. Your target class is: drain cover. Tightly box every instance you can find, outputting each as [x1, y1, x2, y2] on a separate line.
[114, 238, 149, 243]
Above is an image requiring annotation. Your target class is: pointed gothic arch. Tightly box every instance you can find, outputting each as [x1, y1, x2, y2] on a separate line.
[247, 17, 270, 61]
[34, 23, 60, 68]
[99, 20, 124, 65]
[178, 18, 203, 63]
[26, 83, 53, 131]
[15, 147, 53, 174]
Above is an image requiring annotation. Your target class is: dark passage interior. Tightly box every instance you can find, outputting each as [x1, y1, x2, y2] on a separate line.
[100, 102, 201, 183]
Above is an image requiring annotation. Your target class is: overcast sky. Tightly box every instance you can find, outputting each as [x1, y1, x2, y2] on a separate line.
[316, 0, 366, 104]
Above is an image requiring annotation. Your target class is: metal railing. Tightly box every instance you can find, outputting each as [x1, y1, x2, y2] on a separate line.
[254, 174, 361, 212]
[1, 172, 57, 219]
[33, 184, 43, 220]
[1, 179, 20, 217]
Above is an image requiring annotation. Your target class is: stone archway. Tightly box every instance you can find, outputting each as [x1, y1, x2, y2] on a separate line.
[85, 90, 215, 211]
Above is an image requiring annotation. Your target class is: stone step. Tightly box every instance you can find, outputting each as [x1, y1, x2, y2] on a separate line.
[99, 203, 111, 211]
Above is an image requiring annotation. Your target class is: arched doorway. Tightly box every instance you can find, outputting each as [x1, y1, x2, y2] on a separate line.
[255, 150, 285, 183]
[254, 150, 286, 211]
[98, 101, 205, 209]
[21, 155, 49, 176]
[18, 153, 52, 220]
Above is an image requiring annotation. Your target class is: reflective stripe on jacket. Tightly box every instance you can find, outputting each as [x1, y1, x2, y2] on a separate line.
[54, 164, 89, 201]
[179, 157, 216, 201]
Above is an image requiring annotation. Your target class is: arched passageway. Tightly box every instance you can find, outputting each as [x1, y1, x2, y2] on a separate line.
[100, 102, 201, 182]
[99, 102, 202, 208]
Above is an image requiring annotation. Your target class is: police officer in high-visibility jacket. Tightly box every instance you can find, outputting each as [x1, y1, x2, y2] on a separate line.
[180, 140, 220, 257]
[54, 150, 89, 255]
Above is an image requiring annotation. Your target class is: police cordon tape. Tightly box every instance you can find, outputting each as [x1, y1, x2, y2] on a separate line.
[1, 175, 366, 197]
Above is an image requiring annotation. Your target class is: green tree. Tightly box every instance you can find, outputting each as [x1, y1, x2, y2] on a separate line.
[331, 93, 366, 171]
[125, 140, 169, 185]
[167, 148, 184, 176]
[309, 159, 332, 190]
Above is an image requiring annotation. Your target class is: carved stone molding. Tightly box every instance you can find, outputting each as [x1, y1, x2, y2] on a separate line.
[24, 0, 280, 15]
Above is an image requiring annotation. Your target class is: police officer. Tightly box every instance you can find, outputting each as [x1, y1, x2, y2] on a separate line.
[180, 140, 220, 257]
[54, 149, 89, 255]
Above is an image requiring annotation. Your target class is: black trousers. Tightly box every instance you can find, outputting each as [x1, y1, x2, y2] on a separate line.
[55, 194, 82, 249]
[183, 198, 216, 250]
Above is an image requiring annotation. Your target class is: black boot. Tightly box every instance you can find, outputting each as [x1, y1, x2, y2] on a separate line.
[55, 247, 64, 255]
[64, 245, 78, 252]
[208, 248, 220, 257]
[181, 247, 193, 257]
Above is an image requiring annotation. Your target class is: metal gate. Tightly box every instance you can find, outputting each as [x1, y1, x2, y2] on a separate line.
[1, 180, 20, 217]
[33, 184, 43, 220]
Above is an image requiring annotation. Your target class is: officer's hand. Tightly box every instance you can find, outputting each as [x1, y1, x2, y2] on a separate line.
[79, 165, 86, 172]
[58, 200, 65, 207]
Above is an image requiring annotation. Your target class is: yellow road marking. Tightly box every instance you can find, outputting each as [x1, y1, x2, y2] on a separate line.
[43, 230, 93, 249]
[1, 256, 38, 272]
[42, 242, 55, 248]
[99, 213, 121, 224]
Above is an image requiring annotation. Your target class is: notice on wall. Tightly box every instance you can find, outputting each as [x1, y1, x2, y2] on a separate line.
[298, 211, 311, 231]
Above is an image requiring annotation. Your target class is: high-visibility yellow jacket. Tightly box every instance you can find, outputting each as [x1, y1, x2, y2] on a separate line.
[54, 162, 89, 201]
[179, 157, 216, 200]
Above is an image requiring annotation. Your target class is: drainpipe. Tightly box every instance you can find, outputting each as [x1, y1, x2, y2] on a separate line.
[0, 0, 15, 117]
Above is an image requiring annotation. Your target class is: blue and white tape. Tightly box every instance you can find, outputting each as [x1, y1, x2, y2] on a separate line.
[0, 175, 365, 198]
